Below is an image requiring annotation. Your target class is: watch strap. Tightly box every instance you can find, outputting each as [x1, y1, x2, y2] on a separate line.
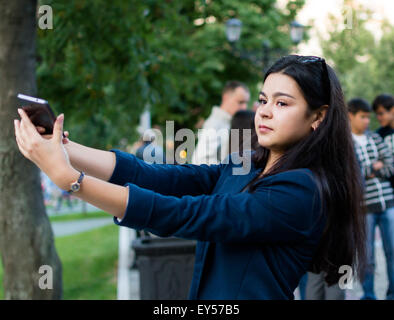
[67, 171, 85, 193]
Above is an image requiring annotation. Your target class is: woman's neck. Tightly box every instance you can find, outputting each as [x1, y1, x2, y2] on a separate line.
[261, 150, 282, 176]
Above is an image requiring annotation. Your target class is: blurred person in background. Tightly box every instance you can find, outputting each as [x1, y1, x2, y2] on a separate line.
[191, 81, 250, 165]
[229, 109, 257, 155]
[349, 97, 394, 300]
[55, 188, 73, 212]
[373, 94, 394, 189]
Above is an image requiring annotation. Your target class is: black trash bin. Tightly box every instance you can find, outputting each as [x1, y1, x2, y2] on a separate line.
[132, 236, 196, 300]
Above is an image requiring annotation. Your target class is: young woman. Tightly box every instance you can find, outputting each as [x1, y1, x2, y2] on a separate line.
[14, 55, 366, 300]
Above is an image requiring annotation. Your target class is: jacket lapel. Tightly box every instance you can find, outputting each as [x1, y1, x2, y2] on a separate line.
[222, 163, 262, 194]
[193, 154, 262, 298]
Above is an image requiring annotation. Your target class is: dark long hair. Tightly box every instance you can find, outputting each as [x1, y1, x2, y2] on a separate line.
[229, 110, 258, 156]
[246, 55, 366, 286]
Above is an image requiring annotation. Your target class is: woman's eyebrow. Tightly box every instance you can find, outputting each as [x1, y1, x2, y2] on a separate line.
[259, 91, 296, 99]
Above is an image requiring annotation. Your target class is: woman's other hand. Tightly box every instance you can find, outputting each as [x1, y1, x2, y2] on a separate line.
[36, 126, 70, 144]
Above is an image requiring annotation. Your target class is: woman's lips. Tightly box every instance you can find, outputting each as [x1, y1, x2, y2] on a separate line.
[258, 125, 273, 133]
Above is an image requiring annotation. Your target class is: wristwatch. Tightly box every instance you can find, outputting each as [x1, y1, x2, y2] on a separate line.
[68, 171, 85, 194]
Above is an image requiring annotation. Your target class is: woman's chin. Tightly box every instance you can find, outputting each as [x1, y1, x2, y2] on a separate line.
[257, 138, 272, 149]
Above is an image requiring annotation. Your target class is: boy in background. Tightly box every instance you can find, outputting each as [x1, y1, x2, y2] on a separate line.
[372, 94, 394, 189]
[348, 98, 394, 300]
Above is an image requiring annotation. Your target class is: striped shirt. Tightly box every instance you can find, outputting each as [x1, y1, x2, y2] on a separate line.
[352, 131, 394, 213]
[376, 126, 394, 189]
[383, 133, 394, 155]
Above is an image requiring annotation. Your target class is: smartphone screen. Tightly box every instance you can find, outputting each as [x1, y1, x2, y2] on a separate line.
[17, 94, 57, 135]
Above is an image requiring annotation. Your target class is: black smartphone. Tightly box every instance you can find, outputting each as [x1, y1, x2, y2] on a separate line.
[17, 94, 65, 137]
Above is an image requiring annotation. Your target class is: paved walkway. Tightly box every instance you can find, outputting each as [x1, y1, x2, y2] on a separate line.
[46, 200, 114, 237]
[51, 217, 114, 237]
[116, 227, 140, 300]
[47, 200, 100, 216]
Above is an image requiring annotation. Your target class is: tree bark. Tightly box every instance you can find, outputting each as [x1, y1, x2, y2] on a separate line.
[0, 0, 62, 299]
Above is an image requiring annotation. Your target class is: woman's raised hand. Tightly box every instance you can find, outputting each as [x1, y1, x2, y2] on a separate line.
[14, 109, 73, 186]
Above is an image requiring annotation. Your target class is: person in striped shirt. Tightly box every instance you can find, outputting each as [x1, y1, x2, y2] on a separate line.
[372, 94, 394, 189]
[348, 98, 394, 300]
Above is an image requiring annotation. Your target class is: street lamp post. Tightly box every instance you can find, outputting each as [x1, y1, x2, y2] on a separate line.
[290, 20, 305, 45]
[225, 18, 243, 43]
[225, 18, 305, 72]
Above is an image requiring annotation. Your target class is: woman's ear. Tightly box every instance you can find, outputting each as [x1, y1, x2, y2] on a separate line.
[311, 105, 329, 131]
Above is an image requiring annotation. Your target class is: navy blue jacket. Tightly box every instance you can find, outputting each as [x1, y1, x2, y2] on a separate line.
[109, 149, 326, 299]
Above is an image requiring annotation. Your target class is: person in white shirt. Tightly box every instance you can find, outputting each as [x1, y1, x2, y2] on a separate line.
[191, 81, 250, 165]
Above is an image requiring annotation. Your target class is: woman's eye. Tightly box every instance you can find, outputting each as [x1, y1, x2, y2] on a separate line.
[277, 101, 287, 107]
[258, 98, 267, 104]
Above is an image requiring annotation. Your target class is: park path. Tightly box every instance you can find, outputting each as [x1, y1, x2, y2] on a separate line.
[48, 201, 113, 237]
[51, 217, 114, 237]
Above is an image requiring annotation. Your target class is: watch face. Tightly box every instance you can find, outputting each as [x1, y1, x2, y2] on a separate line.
[71, 183, 80, 192]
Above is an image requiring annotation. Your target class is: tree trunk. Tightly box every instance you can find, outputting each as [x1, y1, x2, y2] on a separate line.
[0, 0, 62, 299]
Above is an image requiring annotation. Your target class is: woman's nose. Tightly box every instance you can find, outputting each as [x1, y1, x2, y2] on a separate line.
[258, 103, 273, 119]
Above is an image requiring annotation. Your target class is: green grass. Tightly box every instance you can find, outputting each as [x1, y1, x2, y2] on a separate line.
[0, 224, 119, 300]
[48, 210, 110, 223]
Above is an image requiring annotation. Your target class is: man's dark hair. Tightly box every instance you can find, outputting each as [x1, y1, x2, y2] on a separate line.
[230, 110, 257, 155]
[231, 110, 255, 130]
[347, 98, 372, 114]
[222, 81, 249, 95]
[372, 94, 394, 112]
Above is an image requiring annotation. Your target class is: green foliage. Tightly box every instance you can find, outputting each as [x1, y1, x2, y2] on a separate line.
[37, 0, 305, 149]
[320, 0, 394, 129]
[320, 1, 375, 76]
[371, 22, 394, 95]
